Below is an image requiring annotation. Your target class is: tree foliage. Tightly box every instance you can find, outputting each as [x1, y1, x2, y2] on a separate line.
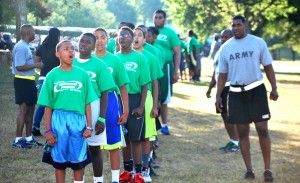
[165, 0, 298, 47]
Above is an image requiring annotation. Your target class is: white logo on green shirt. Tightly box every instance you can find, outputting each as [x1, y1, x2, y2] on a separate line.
[54, 81, 83, 92]
[87, 71, 97, 82]
[124, 62, 138, 72]
[158, 35, 167, 40]
[108, 67, 113, 74]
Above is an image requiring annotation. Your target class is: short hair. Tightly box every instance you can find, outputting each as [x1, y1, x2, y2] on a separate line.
[232, 15, 245, 23]
[221, 29, 233, 37]
[56, 40, 71, 52]
[94, 27, 108, 37]
[154, 10, 166, 18]
[118, 26, 134, 38]
[149, 26, 159, 35]
[133, 27, 146, 38]
[20, 24, 34, 36]
[80, 32, 96, 44]
[126, 22, 135, 30]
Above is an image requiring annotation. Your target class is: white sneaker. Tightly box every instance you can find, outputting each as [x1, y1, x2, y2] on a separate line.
[142, 169, 152, 182]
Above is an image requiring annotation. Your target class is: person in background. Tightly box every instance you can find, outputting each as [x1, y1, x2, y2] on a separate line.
[32, 27, 61, 136]
[12, 24, 44, 149]
[206, 29, 239, 152]
[208, 33, 221, 61]
[153, 9, 181, 135]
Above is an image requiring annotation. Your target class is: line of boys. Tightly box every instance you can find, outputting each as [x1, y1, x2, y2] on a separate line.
[38, 14, 175, 183]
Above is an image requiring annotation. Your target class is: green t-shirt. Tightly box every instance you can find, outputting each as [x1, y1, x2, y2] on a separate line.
[94, 52, 130, 94]
[186, 36, 200, 53]
[37, 66, 97, 115]
[180, 40, 187, 53]
[116, 50, 151, 94]
[153, 43, 166, 69]
[142, 50, 164, 91]
[155, 27, 180, 64]
[106, 38, 117, 54]
[73, 56, 116, 97]
[144, 43, 162, 69]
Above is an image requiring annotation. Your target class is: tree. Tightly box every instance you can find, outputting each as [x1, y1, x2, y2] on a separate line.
[165, 0, 297, 42]
[106, 0, 137, 25]
[14, 0, 27, 41]
[27, 0, 52, 25]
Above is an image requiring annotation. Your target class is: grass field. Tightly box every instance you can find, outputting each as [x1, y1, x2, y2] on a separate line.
[0, 59, 299, 183]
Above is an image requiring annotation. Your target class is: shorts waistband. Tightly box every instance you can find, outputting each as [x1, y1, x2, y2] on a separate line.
[15, 75, 35, 80]
[225, 81, 230, 87]
[230, 80, 262, 92]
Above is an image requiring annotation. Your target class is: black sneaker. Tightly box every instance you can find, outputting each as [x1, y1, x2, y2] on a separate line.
[219, 141, 231, 150]
[32, 127, 42, 136]
[264, 170, 274, 182]
[26, 137, 43, 147]
[245, 170, 255, 180]
[12, 139, 30, 149]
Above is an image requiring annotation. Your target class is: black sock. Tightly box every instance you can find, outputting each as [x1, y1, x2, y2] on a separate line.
[135, 164, 142, 173]
[124, 161, 133, 172]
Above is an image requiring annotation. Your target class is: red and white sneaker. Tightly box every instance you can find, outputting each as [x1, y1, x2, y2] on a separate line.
[132, 173, 144, 183]
[120, 170, 133, 183]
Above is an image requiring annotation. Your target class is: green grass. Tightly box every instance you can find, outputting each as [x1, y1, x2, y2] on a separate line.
[0, 59, 299, 183]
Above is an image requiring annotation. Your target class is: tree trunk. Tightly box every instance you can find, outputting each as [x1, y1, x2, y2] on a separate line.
[14, 0, 27, 42]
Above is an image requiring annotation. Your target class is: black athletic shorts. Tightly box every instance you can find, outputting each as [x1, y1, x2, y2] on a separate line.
[227, 84, 270, 124]
[42, 147, 92, 170]
[125, 94, 145, 141]
[216, 86, 229, 114]
[14, 77, 37, 105]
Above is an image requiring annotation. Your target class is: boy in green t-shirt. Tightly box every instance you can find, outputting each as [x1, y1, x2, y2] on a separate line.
[116, 26, 151, 183]
[133, 27, 163, 182]
[93, 28, 130, 183]
[38, 40, 97, 183]
[73, 33, 116, 183]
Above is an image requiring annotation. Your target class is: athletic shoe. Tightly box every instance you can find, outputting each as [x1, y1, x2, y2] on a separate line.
[149, 166, 158, 176]
[225, 143, 240, 152]
[150, 159, 160, 169]
[26, 137, 43, 147]
[264, 170, 274, 182]
[112, 182, 118, 183]
[142, 169, 152, 182]
[119, 170, 133, 183]
[12, 138, 30, 149]
[133, 173, 144, 183]
[219, 141, 231, 150]
[31, 127, 42, 136]
[160, 126, 170, 135]
[244, 170, 255, 180]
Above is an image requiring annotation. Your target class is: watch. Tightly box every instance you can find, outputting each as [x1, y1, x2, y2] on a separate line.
[86, 126, 93, 132]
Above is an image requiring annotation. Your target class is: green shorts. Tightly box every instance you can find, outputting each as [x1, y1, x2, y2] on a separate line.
[159, 62, 174, 104]
[145, 91, 157, 138]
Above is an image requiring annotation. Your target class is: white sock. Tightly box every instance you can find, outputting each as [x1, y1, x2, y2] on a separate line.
[162, 124, 167, 128]
[15, 137, 22, 143]
[231, 139, 239, 146]
[25, 136, 33, 142]
[111, 169, 120, 182]
[94, 176, 103, 183]
[74, 181, 83, 183]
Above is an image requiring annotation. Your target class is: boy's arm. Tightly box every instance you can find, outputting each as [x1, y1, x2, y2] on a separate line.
[44, 107, 57, 145]
[118, 84, 129, 124]
[151, 80, 159, 118]
[83, 103, 92, 138]
[94, 90, 108, 135]
[132, 84, 148, 117]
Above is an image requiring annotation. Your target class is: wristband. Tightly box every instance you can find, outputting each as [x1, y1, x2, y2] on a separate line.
[123, 112, 128, 117]
[98, 117, 105, 123]
[45, 129, 52, 134]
